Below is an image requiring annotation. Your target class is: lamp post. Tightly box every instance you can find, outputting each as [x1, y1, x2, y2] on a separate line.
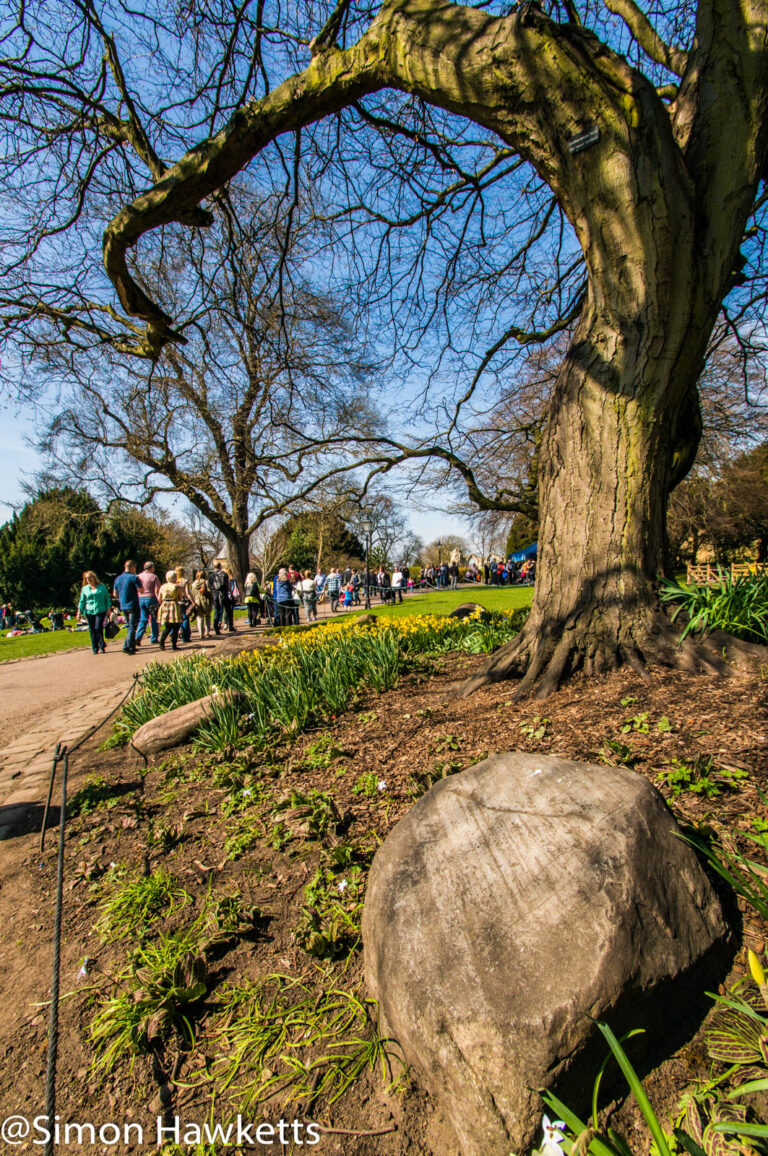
[361, 518, 372, 609]
[436, 539, 442, 586]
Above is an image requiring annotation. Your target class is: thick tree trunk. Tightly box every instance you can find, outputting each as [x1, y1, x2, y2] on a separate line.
[228, 533, 252, 591]
[459, 294, 756, 697]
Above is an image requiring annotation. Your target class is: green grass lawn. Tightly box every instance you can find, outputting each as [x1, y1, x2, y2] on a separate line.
[346, 584, 534, 619]
[0, 619, 96, 661]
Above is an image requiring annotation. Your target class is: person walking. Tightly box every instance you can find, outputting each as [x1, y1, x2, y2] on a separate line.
[209, 561, 231, 635]
[391, 566, 404, 604]
[244, 571, 262, 626]
[274, 567, 296, 626]
[175, 566, 195, 643]
[157, 570, 183, 650]
[224, 568, 238, 631]
[113, 559, 141, 654]
[300, 570, 318, 621]
[136, 561, 161, 644]
[77, 570, 111, 654]
[326, 567, 341, 613]
[449, 561, 459, 590]
[191, 570, 213, 638]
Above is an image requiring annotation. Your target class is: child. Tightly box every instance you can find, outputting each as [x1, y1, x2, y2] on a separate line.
[342, 582, 354, 611]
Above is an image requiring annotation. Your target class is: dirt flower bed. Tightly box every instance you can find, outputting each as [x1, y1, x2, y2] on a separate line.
[0, 642, 767, 1155]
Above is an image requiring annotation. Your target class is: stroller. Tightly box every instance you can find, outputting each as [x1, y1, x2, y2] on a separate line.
[15, 610, 47, 633]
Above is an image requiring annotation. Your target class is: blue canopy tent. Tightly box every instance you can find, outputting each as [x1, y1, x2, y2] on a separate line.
[510, 542, 538, 563]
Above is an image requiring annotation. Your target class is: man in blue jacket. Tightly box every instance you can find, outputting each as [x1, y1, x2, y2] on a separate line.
[113, 560, 141, 654]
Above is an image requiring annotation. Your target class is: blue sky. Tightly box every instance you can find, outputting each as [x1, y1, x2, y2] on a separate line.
[0, 406, 38, 515]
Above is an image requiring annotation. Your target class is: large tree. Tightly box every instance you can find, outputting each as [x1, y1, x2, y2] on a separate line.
[5, 0, 768, 693]
[36, 189, 378, 587]
[0, 488, 194, 609]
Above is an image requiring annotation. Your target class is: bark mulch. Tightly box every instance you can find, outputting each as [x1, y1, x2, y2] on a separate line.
[0, 653, 766, 1154]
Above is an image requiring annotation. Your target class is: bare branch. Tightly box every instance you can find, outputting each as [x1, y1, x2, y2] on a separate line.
[603, 0, 689, 76]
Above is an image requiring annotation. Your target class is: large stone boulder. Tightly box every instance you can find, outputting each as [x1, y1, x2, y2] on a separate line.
[131, 691, 245, 756]
[447, 601, 483, 619]
[362, 752, 727, 1155]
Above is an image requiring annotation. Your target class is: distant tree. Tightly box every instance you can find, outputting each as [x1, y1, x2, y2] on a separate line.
[506, 514, 539, 556]
[665, 476, 712, 568]
[266, 510, 363, 576]
[360, 497, 419, 569]
[36, 188, 378, 588]
[0, 489, 194, 609]
[667, 444, 768, 565]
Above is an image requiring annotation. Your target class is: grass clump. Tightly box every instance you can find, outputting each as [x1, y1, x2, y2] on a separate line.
[206, 974, 400, 1110]
[95, 868, 192, 942]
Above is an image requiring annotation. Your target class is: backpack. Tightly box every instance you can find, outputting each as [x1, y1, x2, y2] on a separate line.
[209, 569, 227, 593]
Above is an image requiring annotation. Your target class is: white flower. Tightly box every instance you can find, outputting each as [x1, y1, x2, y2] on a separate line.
[377, 779, 386, 792]
[539, 1116, 567, 1156]
[242, 788, 252, 798]
[338, 879, 348, 893]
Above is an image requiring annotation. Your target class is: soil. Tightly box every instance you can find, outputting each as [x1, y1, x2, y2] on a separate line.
[1, 650, 767, 1155]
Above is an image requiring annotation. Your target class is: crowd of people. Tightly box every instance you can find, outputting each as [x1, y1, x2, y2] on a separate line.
[75, 558, 244, 656]
[4, 551, 537, 655]
[267, 564, 394, 624]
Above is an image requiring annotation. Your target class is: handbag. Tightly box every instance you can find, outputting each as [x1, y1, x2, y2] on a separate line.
[104, 614, 119, 639]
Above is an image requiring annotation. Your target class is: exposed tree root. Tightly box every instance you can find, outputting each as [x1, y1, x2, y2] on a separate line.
[457, 611, 768, 700]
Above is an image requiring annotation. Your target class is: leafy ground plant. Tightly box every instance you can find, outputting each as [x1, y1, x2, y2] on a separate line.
[296, 732, 350, 770]
[352, 771, 384, 798]
[660, 572, 768, 644]
[408, 760, 463, 799]
[655, 756, 747, 799]
[89, 937, 208, 1075]
[67, 775, 130, 817]
[519, 716, 549, 740]
[297, 865, 366, 959]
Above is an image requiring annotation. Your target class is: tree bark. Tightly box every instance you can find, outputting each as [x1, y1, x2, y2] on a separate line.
[227, 533, 252, 591]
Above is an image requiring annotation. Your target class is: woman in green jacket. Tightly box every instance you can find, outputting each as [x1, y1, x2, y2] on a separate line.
[77, 570, 112, 654]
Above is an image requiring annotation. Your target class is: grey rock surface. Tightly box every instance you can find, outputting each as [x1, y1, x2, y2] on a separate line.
[362, 752, 727, 1155]
[131, 691, 245, 755]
